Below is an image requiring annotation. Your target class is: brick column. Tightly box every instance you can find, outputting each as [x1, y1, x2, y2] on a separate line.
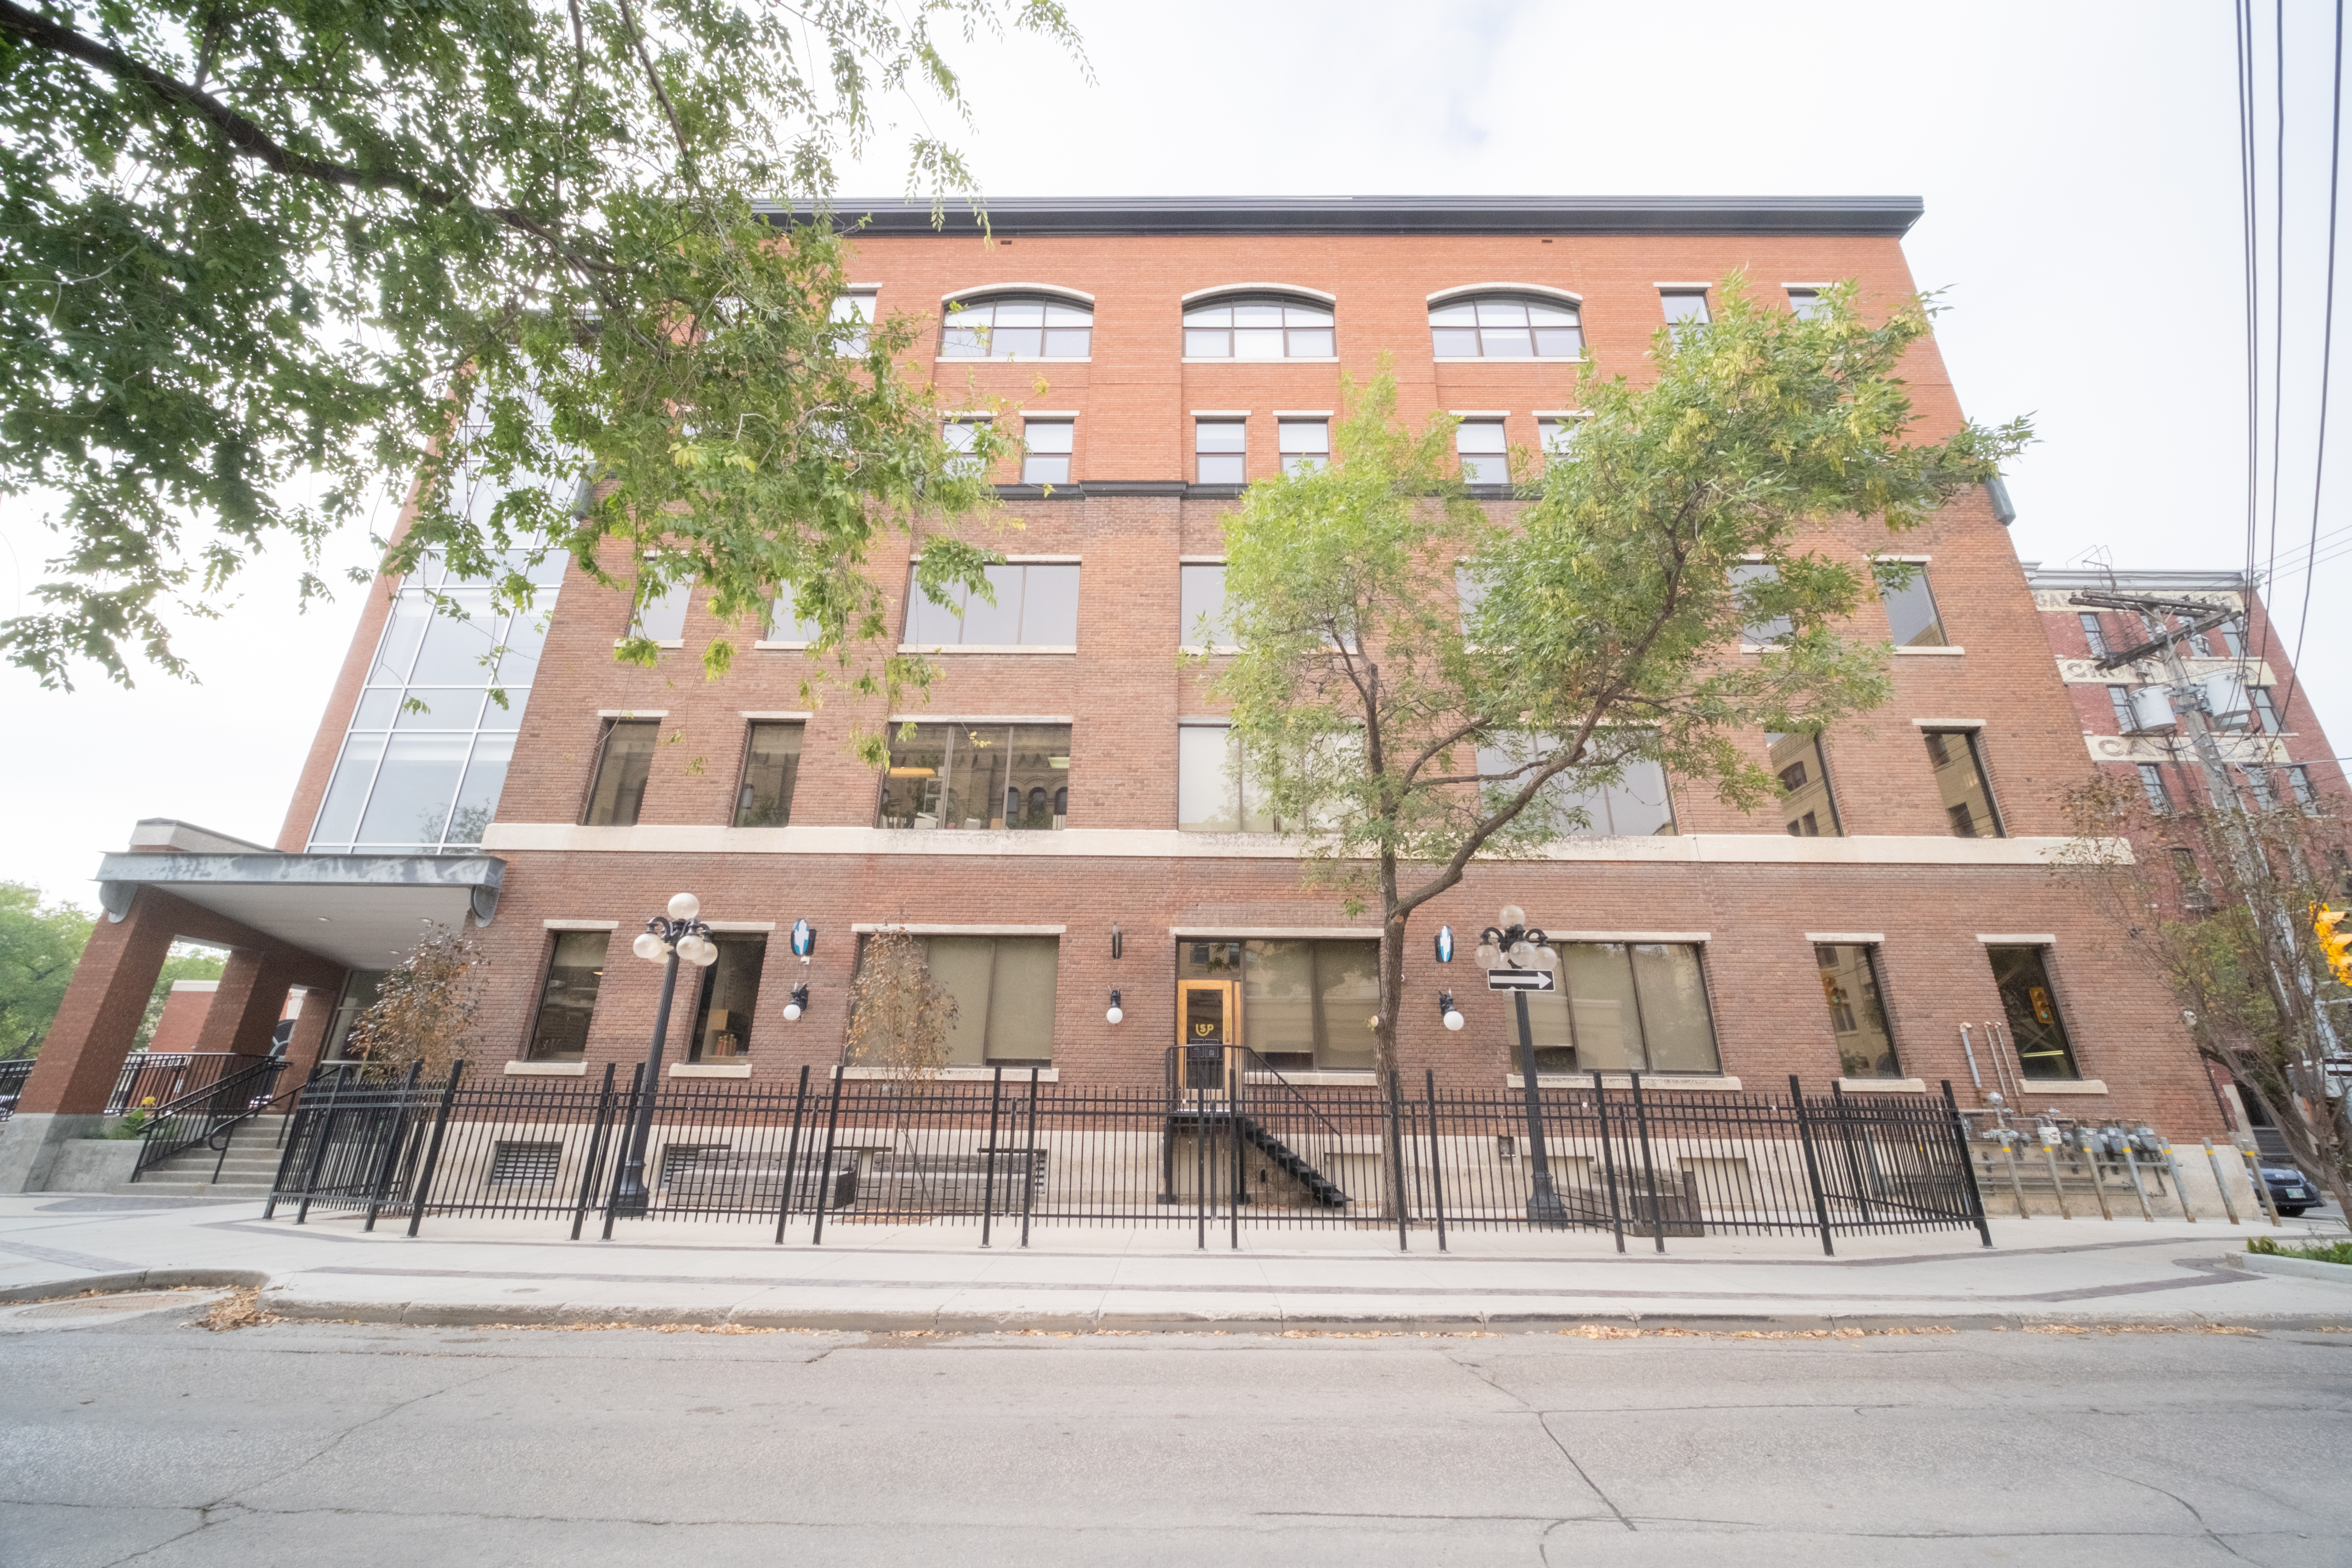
[194, 948, 300, 1060]
[280, 984, 339, 1081]
[16, 888, 178, 1117]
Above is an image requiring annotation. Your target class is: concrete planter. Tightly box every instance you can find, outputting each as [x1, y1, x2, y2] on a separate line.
[46, 1138, 143, 1193]
[2229, 1249, 2352, 1285]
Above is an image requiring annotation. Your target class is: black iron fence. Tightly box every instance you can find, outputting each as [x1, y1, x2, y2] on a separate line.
[264, 1050, 1990, 1254]
[0, 1057, 32, 1120]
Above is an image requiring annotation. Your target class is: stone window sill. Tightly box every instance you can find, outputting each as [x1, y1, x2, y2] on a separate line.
[1506, 1073, 1744, 1092]
[1836, 1076, 1928, 1093]
[505, 1060, 586, 1076]
[672, 1062, 751, 1078]
[833, 1065, 1060, 1082]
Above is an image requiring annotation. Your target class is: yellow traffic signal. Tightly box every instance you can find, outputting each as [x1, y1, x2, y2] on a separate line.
[2312, 903, 2352, 986]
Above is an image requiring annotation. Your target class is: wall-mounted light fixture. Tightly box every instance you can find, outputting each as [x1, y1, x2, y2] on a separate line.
[1439, 991, 1464, 1031]
[1106, 988, 1124, 1024]
[783, 981, 810, 1022]
[1110, 923, 1124, 960]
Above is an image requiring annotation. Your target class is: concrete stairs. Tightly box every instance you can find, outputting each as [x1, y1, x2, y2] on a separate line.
[128, 1117, 292, 1198]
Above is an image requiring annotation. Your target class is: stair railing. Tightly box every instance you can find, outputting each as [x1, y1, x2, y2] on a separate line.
[1230, 1047, 1353, 1208]
[129, 1054, 289, 1180]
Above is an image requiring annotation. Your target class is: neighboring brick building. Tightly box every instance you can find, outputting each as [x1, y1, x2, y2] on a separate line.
[2, 195, 2239, 1188]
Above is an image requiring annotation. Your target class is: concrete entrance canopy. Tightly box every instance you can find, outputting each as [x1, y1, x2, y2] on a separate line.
[93, 848, 505, 970]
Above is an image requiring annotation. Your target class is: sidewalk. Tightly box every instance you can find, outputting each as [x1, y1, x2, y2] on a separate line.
[3, 1192, 2349, 1332]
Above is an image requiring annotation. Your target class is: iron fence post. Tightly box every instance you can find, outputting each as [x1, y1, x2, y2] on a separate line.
[1942, 1080, 1994, 1248]
[1019, 1067, 1039, 1249]
[1592, 1069, 1626, 1253]
[773, 1064, 810, 1246]
[571, 1063, 618, 1241]
[1424, 1068, 1448, 1253]
[602, 1063, 644, 1241]
[363, 1061, 425, 1233]
[1627, 1071, 1666, 1253]
[293, 1064, 351, 1226]
[1228, 1053, 1241, 1252]
[401, 1061, 465, 1239]
[1389, 1070, 1409, 1252]
[1829, 1082, 1876, 1227]
[810, 1064, 847, 1246]
[1789, 1074, 1835, 1257]
[981, 1066, 1004, 1249]
[262, 1066, 324, 1220]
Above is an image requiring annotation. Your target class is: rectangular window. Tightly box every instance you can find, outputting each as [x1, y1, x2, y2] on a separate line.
[878, 724, 1070, 830]
[1523, 942, 1720, 1075]
[1787, 287, 1827, 319]
[1195, 421, 1246, 485]
[1021, 420, 1073, 485]
[2186, 621, 2217, 657]
[942, 418, 988, 479]
[1475, 742, 1676, 837]
[689, 936, 766, 1061]
[1731, 562, 1792, 645]
[2244, 767, 2278, 810]
[1815, 944, 1899, 1078]
[1661, 290, 1711, 325]
[2221, 618, 2248, 658]
[733, 722, 803, 827]
[1988, 945, 2080, 1080]
[583, 720, 658, 827]
[903, 562, 1081, 648]
[863, 934, 1058, 1066]
[631, 577, 692, 643]
[2137, 762, 2173, 813]
[1873, 561, 1948, 648]
[1177, 724, 1282, 832]
[831, 289, 875, 354]
[763, 592, 823, 646]
[2251, 687, 2284, 733]
[2291, 765, 2319, 808]
[2078, 612, 2109, 657]
[1278, 420, 1328, 476]
[1924, 729, 2003, 838]
[1180, 563, 1233, 649]
[1768, 730, 1840, 836]
[1537, 417, 1580, 460]
[527, 930, 609, 1061]
[1456, 420, 1507, 484]
[2107, 686, 2136, 731]
[1179, 939, 1380, 1071]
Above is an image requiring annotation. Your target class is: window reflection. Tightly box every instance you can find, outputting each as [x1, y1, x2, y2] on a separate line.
[878, 724, 1071, 830]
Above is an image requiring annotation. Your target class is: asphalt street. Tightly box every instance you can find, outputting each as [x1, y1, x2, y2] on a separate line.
[2, 1295, 2347, 1566]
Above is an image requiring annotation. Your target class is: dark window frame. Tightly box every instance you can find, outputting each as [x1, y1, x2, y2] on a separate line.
[1426, 292, 1585, 359]
[1923, 727, 2006, 839]
[937, 294, 1094, 360]
[524, 928, 611, 1062]
[1814, 942, 1901, 1080]
[582, 718, 660, 827]
[1181, 294, 1337, 359]
[1988, 943, 2083, 1081]
[732, 720, 805, 828]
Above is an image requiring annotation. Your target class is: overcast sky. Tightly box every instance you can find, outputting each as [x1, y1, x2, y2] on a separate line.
[4, 0, 2345, 905]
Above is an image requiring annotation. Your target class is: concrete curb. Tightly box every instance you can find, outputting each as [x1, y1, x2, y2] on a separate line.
[2228, 1250, 2352, 1284]
[253, 1292, 2352, 1336]
[0, 1268, 268, 1305]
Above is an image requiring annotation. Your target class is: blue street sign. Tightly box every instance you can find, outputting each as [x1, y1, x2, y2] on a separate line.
[1435, 925, 1455, 963]
[790, 919, 815, 958]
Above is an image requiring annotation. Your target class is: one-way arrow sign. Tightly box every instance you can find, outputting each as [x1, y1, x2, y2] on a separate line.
[1485, 968, 1556, 992]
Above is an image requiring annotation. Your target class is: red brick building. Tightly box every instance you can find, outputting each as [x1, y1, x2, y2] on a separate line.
[0, 196, 2231, 1189]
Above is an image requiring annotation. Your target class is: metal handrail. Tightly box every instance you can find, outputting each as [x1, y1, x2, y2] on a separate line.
[193, 1063, 360, 1182]
[129, 1055, 289, 1179]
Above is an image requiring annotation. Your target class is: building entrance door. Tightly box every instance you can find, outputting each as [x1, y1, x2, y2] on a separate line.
[1177, 980, 1238, 1090]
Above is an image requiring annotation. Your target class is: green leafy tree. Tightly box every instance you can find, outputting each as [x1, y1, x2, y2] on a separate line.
[0, 0, 1078, 696]
[1214, 283, 2030, 1084]
[0, 882, 93, 1057]
[132, 941, 229, 1050]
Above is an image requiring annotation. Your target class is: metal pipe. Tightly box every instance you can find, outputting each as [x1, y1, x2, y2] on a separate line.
[2119, 1139, 2157, 1222]
[2076, 1132, 2112, 1221]
[2242, 1145, 2284, 1226]
[2202, 1140, 2243, 1225]
[1959, 1024, 1983, 1091]
[1999, 1135, 2032, 1219]
[2039, 1132, 2074, 1220]
[2156, 1139, 2197, 1222]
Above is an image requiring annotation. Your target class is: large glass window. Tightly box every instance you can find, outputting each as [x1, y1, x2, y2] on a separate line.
[1429, 295, 1583, 358]
[878, 724, 1070, 830]
[939, 296, 1092, 359]
[832, 290, 875, 354]
[733, 723, 803, 827]
[1180, 563, 1233, 649]
[1924, 729, 2003, 838]
[527, 931, 609, 1061]
[1815, 944, 1899, 1078]
[1787, 288, 1827, 319]
[1279, 420, 1328, 475]
[904, 562, 1081, 648]
[1178, 939, 1380, 1071]
[308, 549, 563, 853]
[1988, 945, 2080, 1080]
[942, 418, 988, 478]
[1731, 562, 1792, 645]
[1183, 296, 1335, 358]
[2137, 762, 2174, 813]
[584, 720, 659, 827]
[1521, 942, 1720, 1075]
[1475, 742, 1676, 837]
[688, 936, 766, 1061]
[2251, 687, 2284, 733]
[631, 576, 692, 642]
[1768, 731, 1840, 837]
[859, 935, 1058, 1065]
[1456, 421, 1507, 484]
[2078, 612, 2109, 657]
[1195, 421, 1246, 484]
[1021, 420, 1073, 485]
[1178, 725, 1283, 831]
[1661, 290, 1711, 325]
[1874, 562, 1949, 648]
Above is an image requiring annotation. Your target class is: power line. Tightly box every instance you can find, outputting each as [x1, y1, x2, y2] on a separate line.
[2282, 0, 2347, 727]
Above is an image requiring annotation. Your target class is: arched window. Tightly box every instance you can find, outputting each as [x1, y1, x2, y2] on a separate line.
[1428, 292, 1582, 358]
[940, 294, 1093, 359]
[1182, 293, 1335, 358]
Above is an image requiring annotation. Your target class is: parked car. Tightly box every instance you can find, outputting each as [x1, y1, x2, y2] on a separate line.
[2259, 1166, 2320, 1217]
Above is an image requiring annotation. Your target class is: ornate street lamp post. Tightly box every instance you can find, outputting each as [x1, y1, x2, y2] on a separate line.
[1475, 906, 1568, 1227]
[609, 892, 717, 1218]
